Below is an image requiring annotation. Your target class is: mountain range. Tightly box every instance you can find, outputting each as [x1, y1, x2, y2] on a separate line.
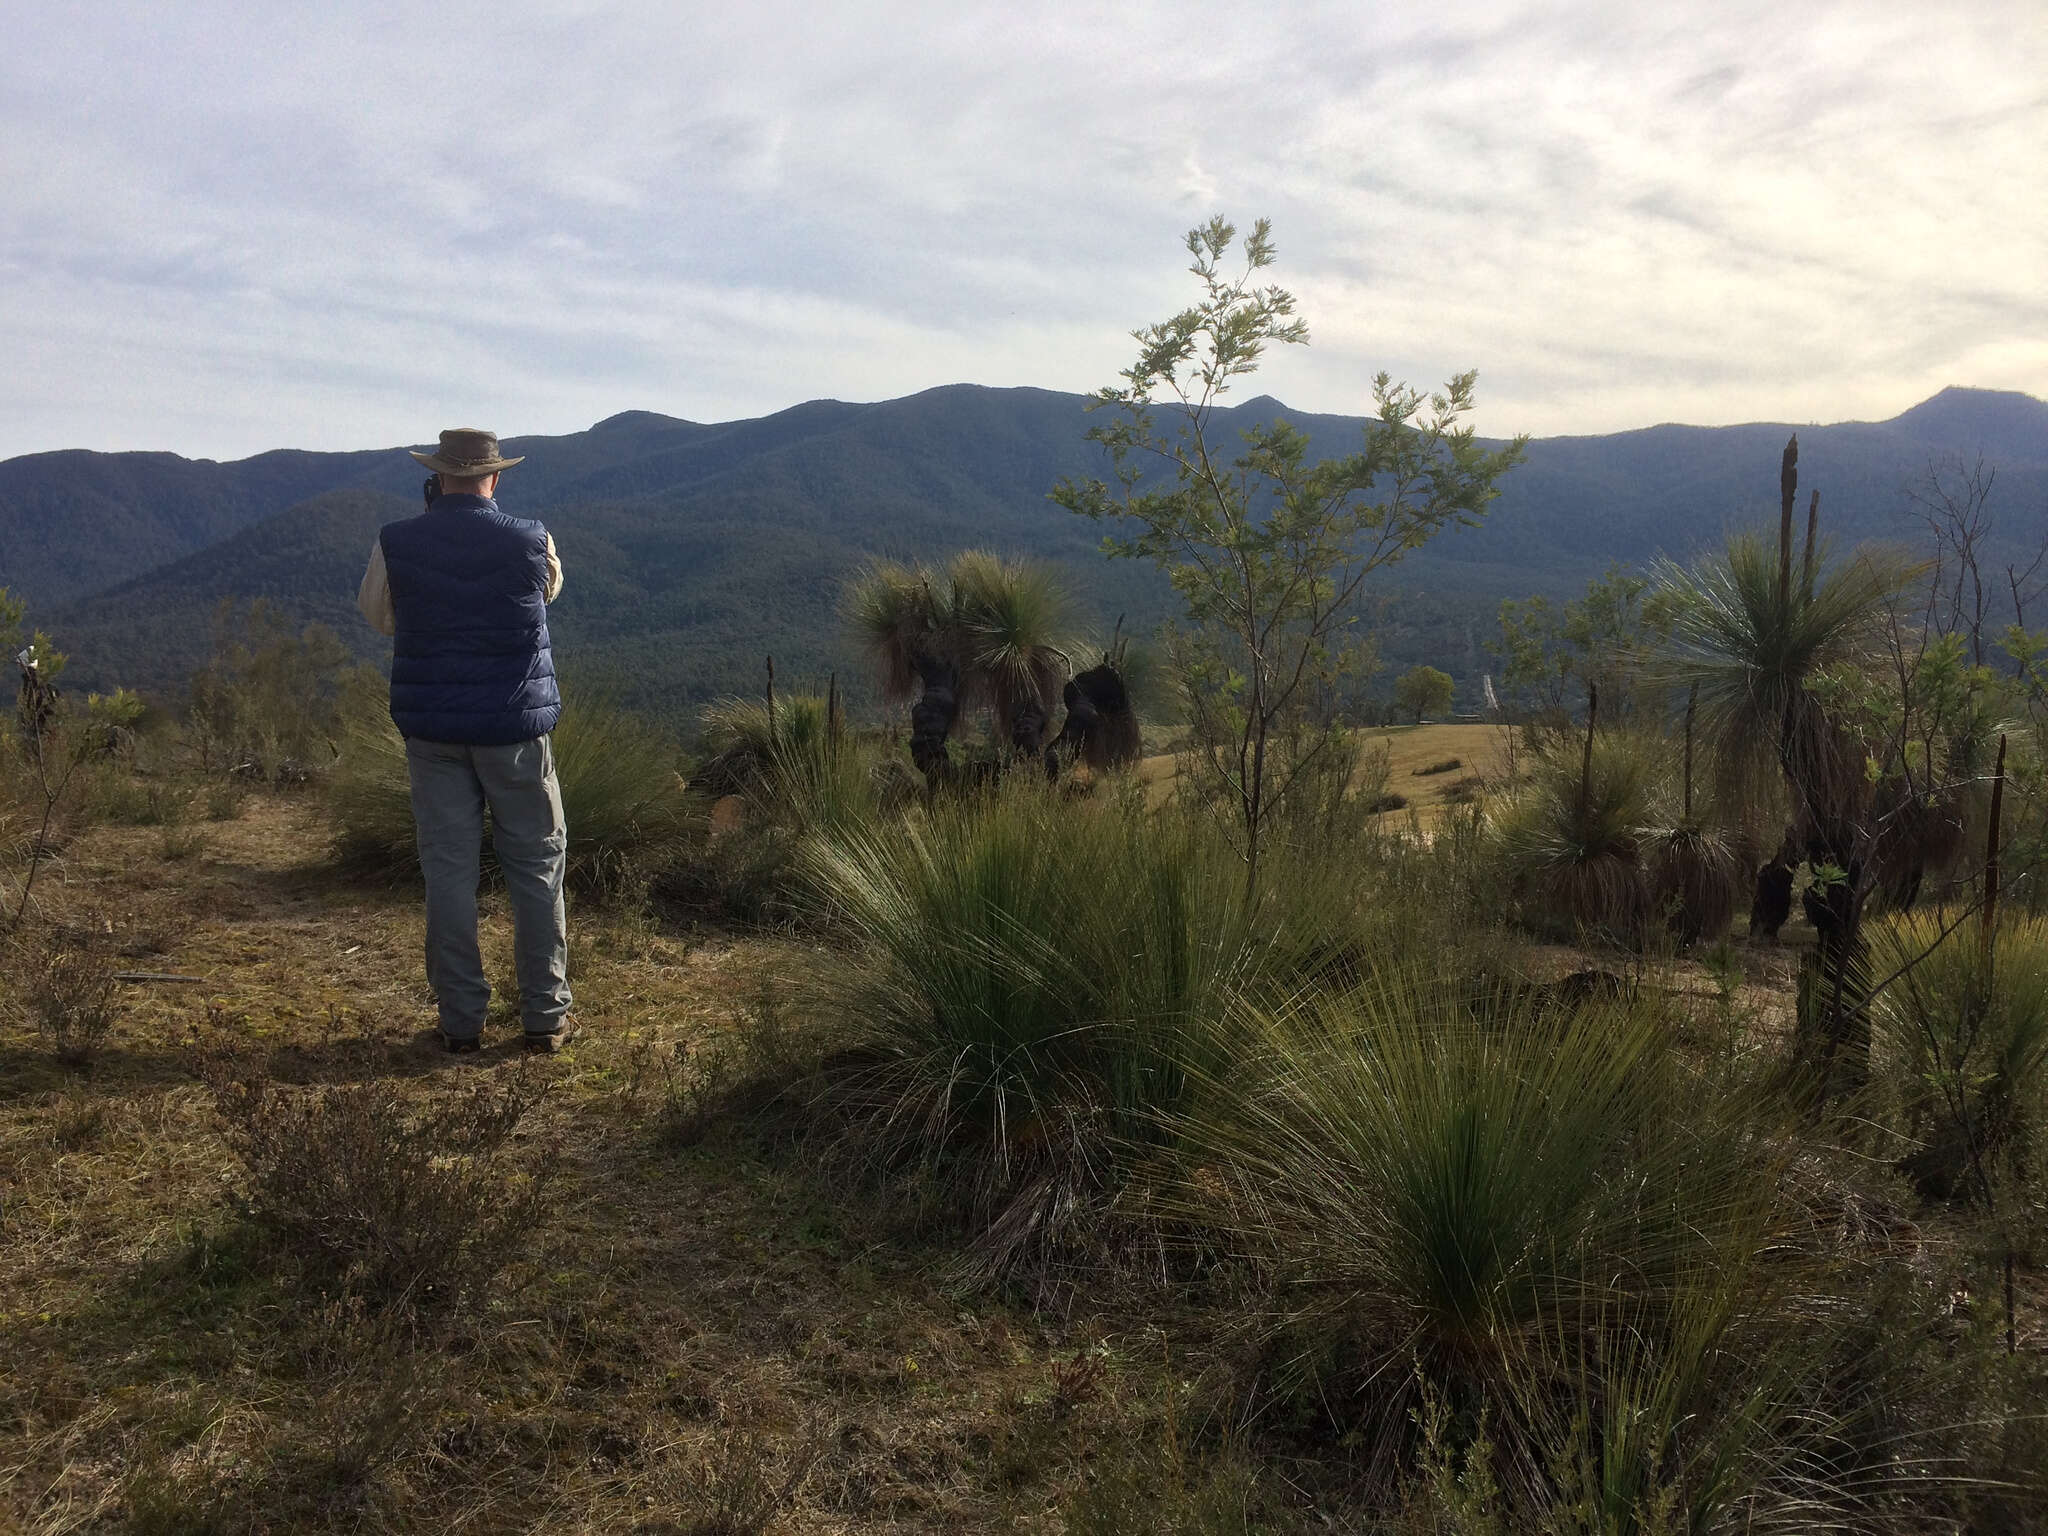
[4, 383, 2044, 725]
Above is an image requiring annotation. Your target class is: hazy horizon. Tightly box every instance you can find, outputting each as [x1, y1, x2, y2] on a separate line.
[7, 380, 2043, 469]
[6, 1, 2042, 461]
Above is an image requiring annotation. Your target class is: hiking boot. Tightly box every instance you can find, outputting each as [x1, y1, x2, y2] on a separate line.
[522, 1024, 575, 1054]
[440, 1032, 483, 1055]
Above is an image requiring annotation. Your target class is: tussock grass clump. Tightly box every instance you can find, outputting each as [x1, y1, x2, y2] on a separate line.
[663, 714, 890, 925]
[205, 1047, 556, 1311]
[1875, 911, 2048, 1197]
[1170, 978, 2007, 1525]
[1648, 818, 1743, 946]
[327, 692, 696, 897]
[693, 694, 830, 799]
[799, 789, 1381, 1281]
[1178, 984, 1771, 1384]
[1494, 734, 1659, 942]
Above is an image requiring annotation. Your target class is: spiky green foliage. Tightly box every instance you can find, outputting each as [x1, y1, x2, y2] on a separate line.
[1494, 734, 1662, 942]
[693, 694, 830, 799]
[845, 551, 1074, 747]
[845, 560, 944, 705]
[327, 692, 696, 897]
[798, 789, 1383, 1281]
[946, 549, 1072, 738]
[1173, 979, 1784, 1469]
[1874, 912, 2048, 1196]
[1649, 820, 1743, 947]
[1657, 532, 1916, 830]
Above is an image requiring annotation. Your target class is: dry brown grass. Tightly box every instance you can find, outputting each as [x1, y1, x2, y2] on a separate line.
[6, 785, 2028, 1532]
[0, 795, 1268, 1534]
[1138, 722, 1508, 824]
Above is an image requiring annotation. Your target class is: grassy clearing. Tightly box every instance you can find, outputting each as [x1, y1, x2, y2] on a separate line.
[4, 768, 2046, 1531]
[1139, 722, 1508, 823]
[0, 798, 1313, 1532]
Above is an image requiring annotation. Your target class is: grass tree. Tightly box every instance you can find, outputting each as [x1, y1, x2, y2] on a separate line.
[1054, 217, 1524, 895]
[1648, 688, 1744, 946]
[947, 551, 1071, 753]
[845, 551, 1073, 784]
[1495, 718, 1659, 943]
[1659, 437, 1920, 1091]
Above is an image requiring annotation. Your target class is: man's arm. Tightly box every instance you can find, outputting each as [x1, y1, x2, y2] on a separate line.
[357, 542, 396, 636]
[544, 533, 563, 602]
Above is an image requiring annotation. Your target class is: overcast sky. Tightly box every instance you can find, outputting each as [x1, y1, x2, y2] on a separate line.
[3, 0, 2042, 461]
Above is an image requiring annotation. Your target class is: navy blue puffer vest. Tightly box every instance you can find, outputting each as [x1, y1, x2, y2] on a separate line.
[379, 495, 562, 745]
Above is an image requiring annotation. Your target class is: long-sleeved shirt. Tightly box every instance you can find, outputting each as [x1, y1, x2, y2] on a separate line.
[356, 533, 563, 637]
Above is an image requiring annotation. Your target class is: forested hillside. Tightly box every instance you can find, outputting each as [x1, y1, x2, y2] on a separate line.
[15, 383, 2047, 722]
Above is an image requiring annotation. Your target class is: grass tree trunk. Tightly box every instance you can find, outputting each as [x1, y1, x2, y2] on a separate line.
[1800, 864, 1869, 1101]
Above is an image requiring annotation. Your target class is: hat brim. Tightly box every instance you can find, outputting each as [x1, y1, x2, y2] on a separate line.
[410, 449, 525, 474]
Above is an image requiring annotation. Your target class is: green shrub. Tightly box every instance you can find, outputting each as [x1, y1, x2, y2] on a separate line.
[1494, 734, 1661, 943]
[1647, 819, 1743, 947]
[798, 789, 1383, 1281]
[692, 694, 830, 799]
[327, 691, 697, 898]
[1874, 911, 2048, 1197]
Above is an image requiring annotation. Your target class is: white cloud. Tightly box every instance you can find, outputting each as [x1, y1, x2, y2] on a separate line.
[1, 0, 2042, 458]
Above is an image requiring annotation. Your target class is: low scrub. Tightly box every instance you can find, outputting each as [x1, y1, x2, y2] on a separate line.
[692, 694, 830, 800]
[204, 1045, 556, 1311]
[10, 921, 123, 1066]
[662, 722, 891, 927]
[1875, 910, 2048, 1198]
[1494, 734, 1660, 943]
[328, 691, 697, 898]
[1173, 977, 2005, 1524]
[185, 598, 358, 780]
[1411, 756, 1463, 777]
[1648, 818, 1743, 947]
[1438, 774, 1485, 807]
[798, 789, 1387, 1282]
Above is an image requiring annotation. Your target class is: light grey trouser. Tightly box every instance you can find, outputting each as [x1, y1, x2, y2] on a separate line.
[405, 734, 571, 1039]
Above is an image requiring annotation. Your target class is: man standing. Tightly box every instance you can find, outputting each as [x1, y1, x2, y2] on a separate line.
[357, 428, 573, 1054]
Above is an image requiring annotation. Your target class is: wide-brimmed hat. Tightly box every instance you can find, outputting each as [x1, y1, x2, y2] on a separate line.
[410, 427, 524, 476]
